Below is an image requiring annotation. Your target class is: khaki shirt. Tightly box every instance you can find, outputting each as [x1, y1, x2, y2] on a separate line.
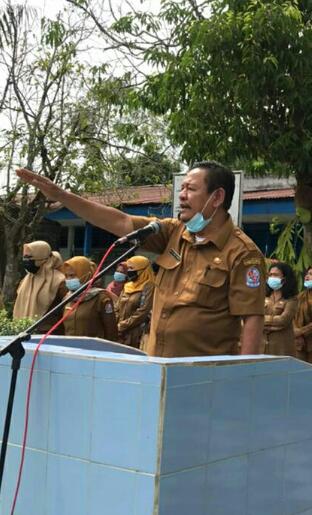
[64, 288, 118, 342]
[116, 282, 154, 348]
[132, 215, 266, 357]
[264, 296, 297, 356]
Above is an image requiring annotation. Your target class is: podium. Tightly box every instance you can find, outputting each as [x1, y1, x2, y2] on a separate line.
[1, 336, 312, 515]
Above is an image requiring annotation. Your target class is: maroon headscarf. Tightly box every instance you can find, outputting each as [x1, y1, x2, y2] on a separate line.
[106, 261, 128, 297]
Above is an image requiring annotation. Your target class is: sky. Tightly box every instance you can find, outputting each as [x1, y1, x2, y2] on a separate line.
[2, 0, 160, 18]
[3, 0, 67, 18]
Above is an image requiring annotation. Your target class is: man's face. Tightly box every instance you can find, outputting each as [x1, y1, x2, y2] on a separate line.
[178, 168, 211, 222]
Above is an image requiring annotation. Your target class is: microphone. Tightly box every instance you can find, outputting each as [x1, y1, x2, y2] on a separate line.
[115, 221, 161, 246]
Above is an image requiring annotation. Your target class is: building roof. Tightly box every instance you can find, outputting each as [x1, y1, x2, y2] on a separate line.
[243, 188, 295, 200]
[48, 185, 295, 212]
[86, 185, 172, 205]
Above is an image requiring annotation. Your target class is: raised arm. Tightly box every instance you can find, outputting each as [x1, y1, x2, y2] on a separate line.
[16, 168, 134, 237]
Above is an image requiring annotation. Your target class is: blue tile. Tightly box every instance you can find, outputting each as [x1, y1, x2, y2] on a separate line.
[0, 446, 47, 515]
[88, 463, 136, 515]
[213, 362, 257, 380]
[93, 360, 162, 385]
[206, 456, 248, 515]
[288, 358, 312, 372]
[135, 473, 155, 515]
[288, 371, 312, 442]
[9, 368, 50, 450]
[247, 448, 285, 515]
[50, 354, 94, 376]
[166, 364, 213, 387]
[90, 380, 141, 469]
[159, 467, 206, 515]
[253, 358, 292, 375]
[138, 386, 161, 473]
[0, 353, 14, 367]
[19, 348, 52, 371]
[208, 378, 252, 461]
[0, 366, 11, 430]
[249, 374, 288, 451]
[46, 454, 88, 515]
[161, 383, 211, 473]
[285, 440, 312, 515]
[48, 373, 92, 459]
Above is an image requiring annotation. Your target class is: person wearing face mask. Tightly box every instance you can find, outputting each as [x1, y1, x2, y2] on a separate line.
[16, 161, 266, 357]
[294, 266, 312, 362]
[13, 241, 67, 334]
[116, 256, 154, 348]
[62, 256, 118, 341]
[264, 262, 298, 356]
[106, 262, 128, 299]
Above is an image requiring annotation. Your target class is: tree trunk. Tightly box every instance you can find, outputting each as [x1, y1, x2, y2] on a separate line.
[303, 222, 312, 261]
[2, 222, 22, 308]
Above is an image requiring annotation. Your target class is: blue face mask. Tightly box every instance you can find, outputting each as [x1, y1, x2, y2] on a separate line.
[185, 192, 218, 234]
[304, 280, 312, 289]
[267, 277, 283, 291]
[114, 271, 126, 282]
[65, 278, 81, 291]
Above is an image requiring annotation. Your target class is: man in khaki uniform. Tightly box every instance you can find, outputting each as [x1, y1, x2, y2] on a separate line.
[16, 161, 265, 356]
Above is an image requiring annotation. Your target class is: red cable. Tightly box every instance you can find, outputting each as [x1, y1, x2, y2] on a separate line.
[10, 243, 116, 514]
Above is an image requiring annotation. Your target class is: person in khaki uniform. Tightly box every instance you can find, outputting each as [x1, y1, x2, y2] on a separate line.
[264, 262, 298, 356]
[294, 266, 312, 362]
[116, 256, 154, 348]
[63, 256, 118, 342]
[13, 241, 67, 334]
[16, 161, 265, 357]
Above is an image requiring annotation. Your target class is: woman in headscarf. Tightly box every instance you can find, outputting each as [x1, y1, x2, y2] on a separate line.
[106, 262, 128, 298]
[294, 266, 312, 362]
[13, 240, 67, 334]
[116, 255, 154, 348]
[62, 256, 118, 342]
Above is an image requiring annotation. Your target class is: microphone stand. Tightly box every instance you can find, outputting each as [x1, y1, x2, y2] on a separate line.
[0, 242, 139, 497]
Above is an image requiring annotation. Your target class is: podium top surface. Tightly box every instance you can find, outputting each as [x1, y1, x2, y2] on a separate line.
[0, 335, 304, 367]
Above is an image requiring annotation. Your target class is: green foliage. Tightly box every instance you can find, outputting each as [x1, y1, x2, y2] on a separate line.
[270, 218, 311, 289]
[41, 18, 66, 48]
[0, 310, 34, 336]
[123, 0, 312, 181]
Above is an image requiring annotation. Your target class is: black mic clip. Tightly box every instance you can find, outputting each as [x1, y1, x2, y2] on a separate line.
[115, 221, 160, 246]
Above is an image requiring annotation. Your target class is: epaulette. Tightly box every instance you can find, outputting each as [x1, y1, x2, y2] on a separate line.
[233, 227, 261, 252]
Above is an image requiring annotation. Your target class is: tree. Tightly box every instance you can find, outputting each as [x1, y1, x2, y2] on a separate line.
[70, 0, 312, 263]
[0, 7, 93, 303]
[0, 3, 181, 304]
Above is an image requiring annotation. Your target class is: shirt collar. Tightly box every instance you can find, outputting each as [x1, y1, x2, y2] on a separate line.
[182, 215, 234, 250]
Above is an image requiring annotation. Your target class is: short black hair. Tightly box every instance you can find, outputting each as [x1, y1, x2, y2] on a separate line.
[266, 261, 298, 299]
[188, 160, 235, 211]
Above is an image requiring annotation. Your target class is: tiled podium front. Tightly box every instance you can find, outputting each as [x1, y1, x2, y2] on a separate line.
[0, 337, 312, 515]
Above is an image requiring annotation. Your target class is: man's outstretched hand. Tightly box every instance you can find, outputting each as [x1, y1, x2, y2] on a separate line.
[16, 168, 64, 202]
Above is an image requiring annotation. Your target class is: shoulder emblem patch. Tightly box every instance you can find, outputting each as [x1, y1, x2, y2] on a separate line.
[246, 267, 261, 288]
[104, 302, 113, 314]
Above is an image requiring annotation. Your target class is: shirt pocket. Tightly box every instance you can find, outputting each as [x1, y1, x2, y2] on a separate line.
[154, 252, 180, 288]
[272, 301, 285, 316]
[196, 266, 228, 308]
